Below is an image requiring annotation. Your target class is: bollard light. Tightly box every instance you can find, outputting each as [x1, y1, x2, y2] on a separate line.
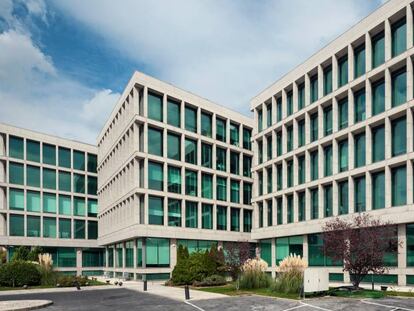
[143, 280, 147, 291]
[184, 285, 190, 300]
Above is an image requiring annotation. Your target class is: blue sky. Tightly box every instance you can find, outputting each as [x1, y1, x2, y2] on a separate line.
[0, 0, 385, 143]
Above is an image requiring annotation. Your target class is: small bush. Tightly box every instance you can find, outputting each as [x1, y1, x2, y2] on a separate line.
[238, 257, 270, 290]
[57, 275, 90, 287]
[193, 275, 226, 287]
[271, 270, 303, 294]
[0, 261, 41, 287]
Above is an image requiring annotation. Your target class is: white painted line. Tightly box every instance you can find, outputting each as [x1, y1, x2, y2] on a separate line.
[361, 299, 414, 311]
[281, 304, 306, 311]
[300, 302, 334, 311]
[184, 300, 206, 311]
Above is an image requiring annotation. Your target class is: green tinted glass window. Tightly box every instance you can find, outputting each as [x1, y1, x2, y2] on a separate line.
[9, 188, 24, 210]
[372, 79, 385, 115]
[260, 239, 272, 265]
[9, 162, 24, 185]
[338, 140, 348, 172]
[338, 56, 348, 87]
[73, 150, 85, 171]
[310, 76, 318, 103]
[26, 140, 40, 162]
[148, 196, 163, 225]
[148, 92, 163, 122]
[148, 127, 163, 156]
[354, 44, 365, 78]
[267, 167, 272, 193]
[59, 218, 71, 239]
[59, 195, 71, 215]
[216, 177, 227, 201]
[324, 145, 332, 177]
[372, 171, 385, 210]
[201, 143, 212, 168]
[354, 133, 366, 168]
[216, 147, 226, 171]
[185, 170, 197, 196]
[184, 138, 197, 164]
[267, 136, 272, 160]
[407, 224, 414, 266]
[298, 193, 305, 221]
[244, 209, 252, 232]
[258, 171, 264, 195]
[298, 83, 305, 110]
[338, 98, 348, 129]
[168, 199, 181, 227]
[392, 166, 406, 206]
[324, 185, 333, 217]
[338, 181, 348, 215]
[372, 32, 385, 68]
[88, 199, 98, 217]
[146, 238, 169, 267]
[43, 217, 56, 238]
[323, 106, 332, 136]
[58, 147, 71, 168]
[27, 191, 40, 212]
[298, 156, 305, 184]
[10, 214, 24, 236]
[276, 131, 283, 155]
[372, 125, 385, 163]
[185, 201, 198, 228]
[201, 112, 212, 137]
[43, 193, 56, 213]
[266, 104, 272, 127]
[392, 116, 406, 156]
[392, 17, 406, 57]
[354, 89, 366, 123]
[167, 166, 181, 193]
[243, 155, 252, 178]
[392, 69, 406, 107]
[202, 204, 213, 229]
[74, 220, 86, 239]
[298, 120, 305, 147]
[243, 183, 252, 205]
[201, 174, 213, 199]
[216, 118, 226, 142]
[9, 136, 24, 159]
[230, 123, 239, 146]
[310, 113, 318, 141]
[59, 171, 71, 192]
[167, 133, 180, 160]
[148, 161, 163, 191]
[42, 144, 56, 165]
[277, 98, 282, 121]
[230, 180, 239, 203]
[258, 141, 263, 164]
[74, 197, 85, 216]
[287, 195, 294, 223]
[87, 154, 97, 173]
[43, 168, 56, 189]
[323, 66, 332, 95]
[311, 189, 319, 219]
[185, 106, 197, 132]
[276, 198, 283, 224]
[231, 208, 240, 232]
[287, 92, 293, 116]
[230, 152, 239, 175]
[73, 173, 85, 193]
[287, 126, 293, 152]
[310, 151, 318, 181]
[26, 165, 40, 187]
[167, 99, 180, 127]
[217, 205, 227, 230]
[354, 176, 366, 212]
[88, 221, 98, 239]
[87, 176, 97, 195]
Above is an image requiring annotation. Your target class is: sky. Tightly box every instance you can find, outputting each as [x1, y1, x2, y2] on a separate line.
[0, 0, 386, 144]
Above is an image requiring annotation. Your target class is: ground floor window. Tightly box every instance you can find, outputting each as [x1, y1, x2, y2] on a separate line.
[146, 238, 170, 267]
[260, 239, 272, 266]
[276, 236, 303, 264]
[82, 248, 105, 267]
[177, 239, 217, 254]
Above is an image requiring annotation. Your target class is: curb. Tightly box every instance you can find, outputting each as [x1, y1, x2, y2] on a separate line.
[0, 300, 53, 311]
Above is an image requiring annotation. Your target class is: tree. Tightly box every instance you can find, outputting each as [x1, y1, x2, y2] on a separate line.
[224, 242, 252, 280]
[322, 213, 401, 289]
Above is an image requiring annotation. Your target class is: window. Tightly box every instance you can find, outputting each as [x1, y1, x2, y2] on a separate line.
[185, 202, 198, 228]
[276, 132, 282, 156]
[298, 155, 305, 184]
[201, 112, 212, 137]
[276, 197, 283, 224]
[392, 166, 406, 206]
[59, 195, 71, 215]
[267, 167, 272, 193]
[185, 170, 197, 196]
[43, 143, 56, 165]
[216, 118, 226, 142]
[87, 176, 97, 195]
[298, 119, 306, 147]
[310, 75, 318, 103]
[43, 217, 56, 238]
[287, 195, 293, 223]
[43, 193, 56, 213]
[216, 177, 227, 201]
[372, 171, 385, 210]
[258, 171, 263, 195]
[267, 136, 272, 161]
[43, 168, 56, 190]
[27, 165, 40, 187]
[354, 133, 366, 168]
[338, 55, 348, 87]
[230, 152, 239, 174]
[243, 183, 252, 205]
[258, 109, 263, 131]
[125, 242, 134, 267]
[168, 167, 182, 193]
[74, 197, 85, 216]
[74, 220, 86, 239]
[372, 125, 385, 163]
[230, 123, 239, 146]
[10, 215, 24, 236]
[88, 199, 98, 217]
[202, 204, 213, 229]
[276, 236, 304, 265]
[310, 113, 318, 142]
[310, 150, 318, 181]
[277, 164, 283, 190]
[287, 91, 293, 116]
[324, 66, 332, 95]
[201, 174, 213, 199]
[58, 147, 71, 168]
[324, 145, 332, 177]
[201, 143, 212, 168]
[168, 199, 181, 227]
[311, 188, 319, 219]
[260, 239, 271, 265]
[323, 106, 332, 136]
[243, 128, 252, 150]
[244, 209, 252, 232]
[148, 127, 163, 156]
[149, 196, 163, 225]
[354, 176, 366, 212]
[277, 98, 282, 122]
[338, 140, 348, 172]
[87, 154, 97, 173]
[324, 185, 333, 217]
[354, 89, 366, 123]
[167, 99, 180, 127]
[86, 222, 97, 240]
[216, 147, 226, 171]
[73, 151, 85, 171]
[59, 218, 71, 239]
[185, 106, 197, 132]
[185, 138, 197, 164]
[9, 162, 24, 185]
[59, 171, 71, 192]
[298, 83, 305, 110]
[258, 202, 263, 227]
[372, 79, 385, 115]
[287, 160, 293, 188]
[146, 238, 169, 267]
[148, 161, 163, 191]
[9, 136, 23, 159]
[148, 92, 163, 122]
[26, 140, 40, 162]
[392, 116, 406, 156]
[392, 17, 406, 57]
[73, 173, 85, 193]
[27, 191, 40, 212]
[258, 140, 263, 164]
[217, 206, 227, 230]
[338, 181, 348, 215]
[230, 180, 240, 203]
[372, 31, 385, 68]
[392, 68, 406, 107]
[338, 98, 348, 130]
[243, 155, 252, 177]
[298, 192, 305, 221]
[354, 44, 365, 78]
[167, 133, 180, 160]
[266, 104, 272, 127]
[9, 189, 24, 210]
[231, 208, 240, 231]
[287, 125, 293, 152]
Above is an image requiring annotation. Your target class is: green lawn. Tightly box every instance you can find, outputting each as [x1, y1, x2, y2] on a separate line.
[0, 279, 107, 291]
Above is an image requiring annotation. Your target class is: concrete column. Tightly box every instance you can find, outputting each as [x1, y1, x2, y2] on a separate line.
[272, 96, 277, 127]
[408, 160, 414, 205]
[385, 18, 392, 62]
[332, 180, 339, 216]
[365, 32, 372, 73]
[398, 224, 407, 286]
[133, 239, 137, 271]
[408, 108, 414, 154]
[305, 188, 311, 221]
[366, 171, 372, 211]
[348, 89, 354, 127]
[318, 65, 323, 101]
[385, 165, 392, 209]
[407, 57, 414, 102]
[227, 206, 231, 232]
[332, 55, 338, 91]
[143, 86, 148, 118]
[407, 5, 413, 49]
[349, 176, 355, 214]
[293, 81, 299, 114]
[198, 202, 202, 229]
[271, 238, 276, 270]
[318, 184, 323, 220]
[76, 248, 82, 276]
[332, 138, 338, 175]
[332, 96, 338, 133]
[305, 74, 311, 107]
[293, 190, 299, 223]
[385, 116, 392, 160]
[348, 44, 354, 82]
[366, 124, 372, 167]
[366, 79, 372, 120]
[170, 238, 177, 269]
[303, 235, 309, 263]
[385, 68, 392, 111]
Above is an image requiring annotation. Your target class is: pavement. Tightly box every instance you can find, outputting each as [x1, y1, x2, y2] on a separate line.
[0, 300, 52, 311]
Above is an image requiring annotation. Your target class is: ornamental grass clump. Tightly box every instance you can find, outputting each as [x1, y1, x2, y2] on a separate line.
[239, 257, 271, 289]
[272, 254, 307, 295]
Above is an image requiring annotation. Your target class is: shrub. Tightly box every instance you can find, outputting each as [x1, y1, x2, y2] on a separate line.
[271, 255, 307, 295]
[11, 246, 30, 262]
[239, 257, 271, 289]
[27, 247, 43, 262]
[0, 261, 41, 287]
[193, 274, 226, 287]
[57, 275, 91, 287]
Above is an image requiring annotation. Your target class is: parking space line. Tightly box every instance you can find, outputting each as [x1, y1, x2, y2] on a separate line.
[361, 299, 414, 311]
[184, 300, 206, 311]
[281, 304, 306, 311]
[300, 302, 333, 311]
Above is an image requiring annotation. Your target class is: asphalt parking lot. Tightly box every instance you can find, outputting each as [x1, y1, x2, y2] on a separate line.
[2, 288, 414, 310]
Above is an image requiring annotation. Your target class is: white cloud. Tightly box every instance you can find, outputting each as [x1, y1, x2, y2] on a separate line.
[81, 89, 120, 123]
[53, 0, 383, 115]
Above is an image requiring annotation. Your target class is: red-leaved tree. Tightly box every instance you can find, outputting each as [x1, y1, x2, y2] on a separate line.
[322, 213, 401, 289]
[224, 241, 252, 280]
